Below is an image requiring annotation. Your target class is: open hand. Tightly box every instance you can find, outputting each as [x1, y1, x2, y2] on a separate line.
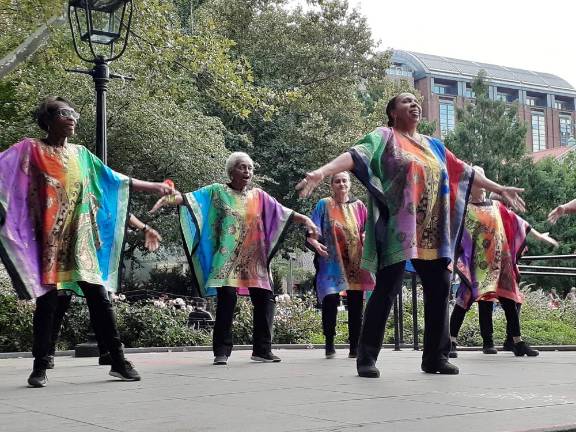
[308, 238, 329, 257]
[540, 232, 559, 248]
[144, 227, 162, 251]
[547, 205, 566, 224]
[296, 171, 324, 198]
[500, 187, 525, 213]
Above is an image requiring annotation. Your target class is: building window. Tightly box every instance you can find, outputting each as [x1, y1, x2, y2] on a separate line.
[531, 112, 546, 151]
[526, 97, 536, 107]
[433, 84, 447, 95]
[560, 116, 573, 146]
[464, 84, 475, 98]
[439, 101, 455, 137]
[496, 93, 507, 102]
[555, 100, 570, 110]
[386, 64, 412, 78]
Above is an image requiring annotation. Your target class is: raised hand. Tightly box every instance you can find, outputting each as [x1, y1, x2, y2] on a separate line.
[149, 193, 183, 213]
[296, 171, 324, 198]
[547, 205, 566, 224]
[500, 186, 525, 213]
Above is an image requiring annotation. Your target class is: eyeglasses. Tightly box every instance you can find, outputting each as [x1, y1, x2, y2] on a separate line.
[55, 108, 80, 121]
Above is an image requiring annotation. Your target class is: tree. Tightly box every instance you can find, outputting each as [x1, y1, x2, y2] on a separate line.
[444, 70, 528, 184]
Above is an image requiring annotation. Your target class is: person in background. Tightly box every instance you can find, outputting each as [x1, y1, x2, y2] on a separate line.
[307, 172, 374, 359]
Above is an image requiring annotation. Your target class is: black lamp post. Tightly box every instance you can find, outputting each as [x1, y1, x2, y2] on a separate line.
[67, 0, 134, 163]
[67, 1, 133, 357]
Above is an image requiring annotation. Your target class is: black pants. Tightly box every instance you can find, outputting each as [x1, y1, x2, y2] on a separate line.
[213, 287, 275, 357]
[357, 259, 451, 368]
[322, 290, 364, 351]
[32, 282, 124, 369]
[48, 294, 108, 356]
[450, 298, 521, 343]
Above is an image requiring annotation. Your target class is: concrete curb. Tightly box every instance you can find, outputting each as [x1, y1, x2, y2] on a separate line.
[2, 343, 576, 359]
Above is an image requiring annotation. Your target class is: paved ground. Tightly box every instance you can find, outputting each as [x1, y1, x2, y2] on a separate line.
[2, 348, 576, 432]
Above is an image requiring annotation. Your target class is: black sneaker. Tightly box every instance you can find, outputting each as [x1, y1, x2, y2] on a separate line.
[213, 355, 228, 365]
[449, 341, 458, 358]
[99, 352, 112, 365]
[483, 345, 498, 354]
[27, 369, 47, 388]
[512, 341, 539, 357]
[46, 356, 55, 369]
[325, 344, 336, 359]
[421, 361, 459, 375]
[251, 352, 281, 363]
[109, 360, 141, 381]
[357, 364, 380, 378]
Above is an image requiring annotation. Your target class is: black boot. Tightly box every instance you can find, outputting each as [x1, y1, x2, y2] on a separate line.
[512, 341, 539, 357]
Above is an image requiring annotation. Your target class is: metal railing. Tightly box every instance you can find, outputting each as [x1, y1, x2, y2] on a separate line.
[391, 254, 576, 351]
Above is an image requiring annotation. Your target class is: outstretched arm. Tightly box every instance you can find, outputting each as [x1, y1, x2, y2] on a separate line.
[473, 171, 525, 213]
[528, 228, 559, 248]
[548, 198, 576, 224]
[131, 178, 175, 196]
[296, 153, 354, 198]
[149, 193, 184, 213]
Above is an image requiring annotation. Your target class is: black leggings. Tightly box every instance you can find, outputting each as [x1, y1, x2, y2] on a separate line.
[358, 259, 451, 368]
[450, 298, 521, 343]
[321, 290, 364, 350]
[32, 282, 123, 369]
[48, 293, 108, 356]
[213, 287, 276, 357]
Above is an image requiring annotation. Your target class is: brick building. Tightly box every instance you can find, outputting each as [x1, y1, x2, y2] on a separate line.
[388, 50, 576, 153]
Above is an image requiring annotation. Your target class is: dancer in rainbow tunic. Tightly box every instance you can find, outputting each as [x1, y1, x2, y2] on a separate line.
[150, 152, 325, 366]
[0, 97, 174, 387]
[307, 172, 374, 359]
[449, 167, 558, 358]
[297, 92, 526, 378]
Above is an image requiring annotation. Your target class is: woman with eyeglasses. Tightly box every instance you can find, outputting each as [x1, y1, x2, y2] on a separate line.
[296, 92, 526, 378]
[0, 96, 172, 387]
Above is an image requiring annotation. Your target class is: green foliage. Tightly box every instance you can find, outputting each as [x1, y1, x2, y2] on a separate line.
[444, 70, 528, 184]
[0, 294, 34, 351]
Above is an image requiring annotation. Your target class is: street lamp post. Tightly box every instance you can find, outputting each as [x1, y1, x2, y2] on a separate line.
[67, 1, 133, 356]
[67, 0, 134, 163]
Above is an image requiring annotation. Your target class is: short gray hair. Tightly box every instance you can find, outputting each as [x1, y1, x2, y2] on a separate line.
[329, 171, 351, 185]
[225, 152, 254, 179]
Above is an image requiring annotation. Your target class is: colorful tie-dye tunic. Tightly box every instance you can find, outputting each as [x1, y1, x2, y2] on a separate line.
[310, 197, 374, 302]
[455, 200, 530, 309]
[0, 138, 130, 299]
[179, 184, 293, 297]
[349, 127, 474, 272]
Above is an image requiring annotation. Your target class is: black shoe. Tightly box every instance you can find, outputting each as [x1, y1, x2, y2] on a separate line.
[348, 346, 357, 358]
[421, 361, 459, 375]
[325, 344, 336, 359]
[503, 337, 514, 351]
[213, 355, 228, 365]
[27, 369, 47, 387]
[109, 360, 141, 381]
[46, 355, 55, 369]
[99, 352, 112, 365]
[482, 345, 498, 354]
[251, 352, 281, 363]
[357, 364, 380, 378]
[512, 341, 539, 357]
[449, 341, 458, 358]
